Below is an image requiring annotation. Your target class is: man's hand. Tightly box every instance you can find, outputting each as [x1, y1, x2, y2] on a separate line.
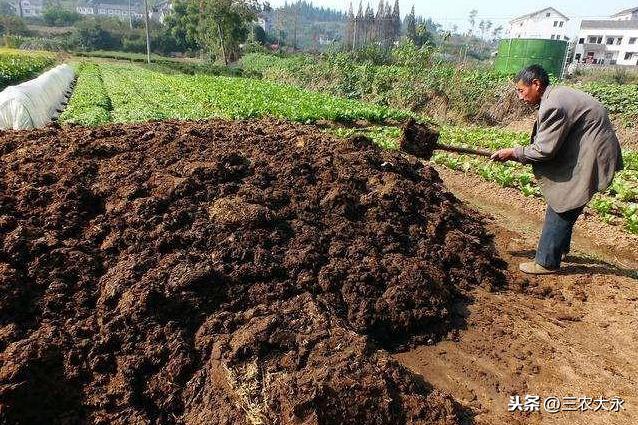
[491, 148, 518, 162]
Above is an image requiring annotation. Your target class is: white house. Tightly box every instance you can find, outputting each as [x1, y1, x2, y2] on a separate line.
[572, 9, 638, 66]
[151, 0, 172, 23]
[610, 6, 638, 21]
[19, 0, 43, 17]
[507, 7, 570, 40]
[76, 2, 144, 20]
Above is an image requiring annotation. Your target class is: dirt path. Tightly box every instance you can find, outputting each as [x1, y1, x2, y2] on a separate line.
[395, 166, 638, 425]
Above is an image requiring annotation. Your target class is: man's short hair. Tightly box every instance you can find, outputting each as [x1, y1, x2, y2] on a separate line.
[515, 65, 550, 87]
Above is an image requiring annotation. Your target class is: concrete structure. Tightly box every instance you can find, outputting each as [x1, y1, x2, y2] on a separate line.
[573, 8, 638, 66]
[151, 0, 172, 23]
[610, 6, 638, 21]
[76, 2, 144, 20]
[507, 7, 570, 41]
[20, 0, 43, 17]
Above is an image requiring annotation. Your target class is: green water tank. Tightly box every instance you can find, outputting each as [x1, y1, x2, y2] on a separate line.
[494, 38, 568, 78]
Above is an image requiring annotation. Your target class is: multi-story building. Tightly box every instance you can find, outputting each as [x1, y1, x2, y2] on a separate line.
[610, 6, 638, 21]
[507, 7, 570, 41]
[151, 0, 172, 24]
[76, 2, 144, 21]
[20, 0, 43, 17]
[573, 7, 638, 66]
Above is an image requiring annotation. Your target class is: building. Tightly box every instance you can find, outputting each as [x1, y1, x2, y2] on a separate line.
[151, 0, 172, 23]
[610, 6, 638, 21]
[573, 8, 638, 66]
[20, 0, 43, 17]
[76, 2, 144, 21]
[507, 7, 570, 41]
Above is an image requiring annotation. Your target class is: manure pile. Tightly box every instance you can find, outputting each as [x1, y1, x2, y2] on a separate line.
[0, 119, 504, 424]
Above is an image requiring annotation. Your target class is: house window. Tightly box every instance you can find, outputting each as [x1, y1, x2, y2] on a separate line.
[605, 52, 614, 59]
[626, 52, 633, 60]
[546, 12, 551, 17]
[559, 21, 564, 27]
[575, 53, 581, 61]
[630, 38, 637, 44]
[553, 21, 558, 27]
[578, 38, 584, 44]
[606, 37, 614, 44]
[616, 38, 622, 45]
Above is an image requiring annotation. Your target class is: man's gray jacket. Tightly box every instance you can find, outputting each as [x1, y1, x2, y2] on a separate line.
[513, 85, 623, 213]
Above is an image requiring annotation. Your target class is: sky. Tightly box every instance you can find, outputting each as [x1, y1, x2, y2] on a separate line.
[266, 0, 638, 36]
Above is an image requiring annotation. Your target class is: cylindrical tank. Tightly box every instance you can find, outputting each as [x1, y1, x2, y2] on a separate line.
[494, 38, 568, 77]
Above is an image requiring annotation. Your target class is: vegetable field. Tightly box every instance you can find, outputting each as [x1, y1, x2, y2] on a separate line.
[61, 62, 410, 126]
[0, 49, 56, 90]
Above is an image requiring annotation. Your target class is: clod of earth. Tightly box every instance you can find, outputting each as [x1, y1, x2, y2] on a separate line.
[0, 118, 505, 424]
[399, 118, 440, 161]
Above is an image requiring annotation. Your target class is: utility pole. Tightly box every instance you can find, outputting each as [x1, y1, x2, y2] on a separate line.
[128, 0, 133, 29]
[217, 22, 227, 65]
[143, 0, 151, 64]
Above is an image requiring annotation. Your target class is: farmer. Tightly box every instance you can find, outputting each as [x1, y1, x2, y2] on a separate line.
[491, 64, 623, 275]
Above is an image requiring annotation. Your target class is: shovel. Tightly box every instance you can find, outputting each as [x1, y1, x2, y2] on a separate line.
[400, 118, 493, 160]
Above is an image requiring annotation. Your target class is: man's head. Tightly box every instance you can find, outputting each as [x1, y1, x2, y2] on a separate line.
[514, 65, 550, 106]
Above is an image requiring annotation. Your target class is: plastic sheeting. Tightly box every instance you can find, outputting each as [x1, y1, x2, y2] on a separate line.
[0, 64, 75, 130]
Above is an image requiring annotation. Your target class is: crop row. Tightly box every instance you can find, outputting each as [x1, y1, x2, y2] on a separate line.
[0, 49, 56, 90]
[58, 63, 111, 126]
[575, 82, 638, 116]
[61, 63, 411, 126]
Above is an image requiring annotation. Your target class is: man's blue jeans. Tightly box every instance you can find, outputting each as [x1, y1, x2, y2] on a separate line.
[535, 205, 584, 269]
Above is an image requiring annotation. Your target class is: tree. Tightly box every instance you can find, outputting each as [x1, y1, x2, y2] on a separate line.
[42, 6, 81, 26]
[478, 20, 485, 39]
[68, 19, 118, 51]
[404, 5, 416, 42]
[165, 0, 258, 63]
[492, 25, 503, 41]
[344, 2, 353, 49]
[391, 0, 400, 42]
[163, 0, 200, 52]
[0, 15, 28, 35]
[468, 9, 477, 36]
[414, 22, 432, 47]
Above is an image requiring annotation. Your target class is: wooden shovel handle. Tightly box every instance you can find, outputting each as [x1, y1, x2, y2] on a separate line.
[436, 143, 493, 158]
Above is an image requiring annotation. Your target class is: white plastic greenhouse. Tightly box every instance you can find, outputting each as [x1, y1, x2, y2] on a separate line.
[0, 64, 75, 130]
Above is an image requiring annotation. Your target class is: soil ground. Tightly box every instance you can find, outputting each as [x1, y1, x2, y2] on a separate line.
[1, 118, 635, 424]
[395, 165, 638, 425]
[0, 119, 505, 424]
